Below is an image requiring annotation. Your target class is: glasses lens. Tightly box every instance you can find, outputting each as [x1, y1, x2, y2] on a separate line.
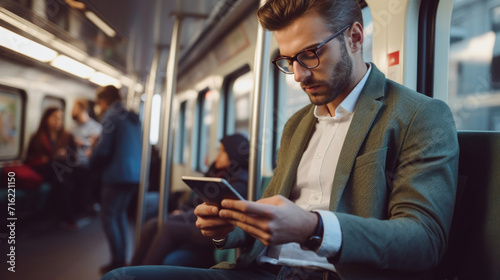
[275, 58, 293, 73]
[297, 50, 319, 68]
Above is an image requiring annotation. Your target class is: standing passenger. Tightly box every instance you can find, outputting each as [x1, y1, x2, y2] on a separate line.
[90, 85, 142, 275]
[71, 99, 102, 216]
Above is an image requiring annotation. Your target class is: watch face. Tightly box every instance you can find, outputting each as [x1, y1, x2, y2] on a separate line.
[309, 236, 322, 250]
[302, 236, 322, 251]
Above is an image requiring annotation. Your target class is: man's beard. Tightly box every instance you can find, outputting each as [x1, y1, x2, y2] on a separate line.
[301, 41, 353, 106]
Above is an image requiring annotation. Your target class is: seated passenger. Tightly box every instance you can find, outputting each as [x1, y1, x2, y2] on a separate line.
[129, 134, 249, 268]
[26, 107, 78, 228]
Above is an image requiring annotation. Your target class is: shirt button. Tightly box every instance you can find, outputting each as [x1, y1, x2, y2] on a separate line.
[316, 154, 322, 159]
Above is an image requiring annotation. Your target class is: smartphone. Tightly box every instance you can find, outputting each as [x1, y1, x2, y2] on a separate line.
[181, 176, 245, 207]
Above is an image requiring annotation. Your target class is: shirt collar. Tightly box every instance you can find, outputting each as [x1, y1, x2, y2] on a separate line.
[314, 63, 372, 120]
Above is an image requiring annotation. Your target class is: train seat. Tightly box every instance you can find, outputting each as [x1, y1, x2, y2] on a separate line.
[0, 178, 52, 219]
[434, 131, 500, 279]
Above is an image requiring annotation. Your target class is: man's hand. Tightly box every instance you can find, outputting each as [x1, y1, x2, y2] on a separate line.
[219, 195, 318, 246]
[194, 203, 236, 240]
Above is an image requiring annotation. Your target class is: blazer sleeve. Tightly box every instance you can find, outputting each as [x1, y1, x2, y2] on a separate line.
[334, 98, 459, 271]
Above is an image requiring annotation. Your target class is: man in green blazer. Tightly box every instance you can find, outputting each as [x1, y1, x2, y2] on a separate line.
[197, 0, 459, 278]
[102, 0, 458, 279]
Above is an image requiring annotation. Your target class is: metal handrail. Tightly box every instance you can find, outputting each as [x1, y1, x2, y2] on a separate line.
[248, 0, 272, 202]
[158, 15, 183, 225]
[134, 47, 160, 248]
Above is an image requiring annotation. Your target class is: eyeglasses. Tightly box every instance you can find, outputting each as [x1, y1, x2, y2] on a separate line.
[272, 25, 351, 74]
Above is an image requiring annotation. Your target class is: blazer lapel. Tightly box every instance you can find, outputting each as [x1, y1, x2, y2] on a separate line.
[329, 64, 386, 210]
[279, 105, 316, 198]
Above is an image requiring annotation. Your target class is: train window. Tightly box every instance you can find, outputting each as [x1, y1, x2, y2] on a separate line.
[232, 71, 253, 135]
[174, 101, 188, 164]
[194, 88, 214, 172]
[0, 85, 26, 161]
[42, 95, 66, 113]
[224, 67, 253, 137]
[448, 0, 500, 131]
[149, 94, 161, 145]
[362, 5, 373, 62]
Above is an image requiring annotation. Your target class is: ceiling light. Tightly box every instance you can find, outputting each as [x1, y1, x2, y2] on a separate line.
[89, 72, 122, 88]
[51, 40, 88, 61]
[0, 26, 57, 62]
[84, 11, 116, 37]
[0, 8, 54, 42]
[51, 55, 95, 78]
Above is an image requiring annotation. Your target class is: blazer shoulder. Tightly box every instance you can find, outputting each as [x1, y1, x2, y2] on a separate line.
[383, 79, 452, 113]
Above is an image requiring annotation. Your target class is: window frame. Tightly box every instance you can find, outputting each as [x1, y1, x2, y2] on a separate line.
[175, 101, 188, 164]
[417, 0, 441, 98]
[221, 65, 252, 137]
[194, 88, 210, 172]
[0, 84, 27, 162]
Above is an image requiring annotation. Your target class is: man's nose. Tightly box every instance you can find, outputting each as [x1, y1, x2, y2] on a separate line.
[293, 61, 311, 83]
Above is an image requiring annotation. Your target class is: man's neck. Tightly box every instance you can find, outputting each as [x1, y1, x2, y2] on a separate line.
[325, 61, 368, 116]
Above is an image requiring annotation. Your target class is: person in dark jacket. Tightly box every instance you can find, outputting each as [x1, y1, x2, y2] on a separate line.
[89, 85, 142, 275]
[128, 134, 249, 268]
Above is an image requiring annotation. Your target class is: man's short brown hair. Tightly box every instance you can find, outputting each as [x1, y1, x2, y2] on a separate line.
[257, 0, 363, 39]
[96, 85, 121, 105]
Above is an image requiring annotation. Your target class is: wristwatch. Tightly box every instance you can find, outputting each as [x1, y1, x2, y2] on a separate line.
[300, 211, 324, 251]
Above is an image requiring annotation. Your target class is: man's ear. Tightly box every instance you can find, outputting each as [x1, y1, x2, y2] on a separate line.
[347, 22, 364, 54]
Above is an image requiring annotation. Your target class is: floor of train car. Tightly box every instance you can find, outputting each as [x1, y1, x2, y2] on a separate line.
[0, 215, 131, 280]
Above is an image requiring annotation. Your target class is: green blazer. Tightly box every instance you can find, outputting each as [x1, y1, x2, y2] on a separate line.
[214, 64, 459, 279]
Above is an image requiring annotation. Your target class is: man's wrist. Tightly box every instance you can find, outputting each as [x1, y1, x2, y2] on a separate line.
[300, 211, 324, 251]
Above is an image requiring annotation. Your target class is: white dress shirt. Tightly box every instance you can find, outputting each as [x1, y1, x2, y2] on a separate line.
[257, 64, 372, 271]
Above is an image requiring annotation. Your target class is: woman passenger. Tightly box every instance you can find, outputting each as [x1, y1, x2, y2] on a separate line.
[127, 134, 250, 269]
[26, 107, 78, 229]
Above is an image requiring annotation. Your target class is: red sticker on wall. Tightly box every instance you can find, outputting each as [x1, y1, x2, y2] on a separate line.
[388, 51, 400, 67]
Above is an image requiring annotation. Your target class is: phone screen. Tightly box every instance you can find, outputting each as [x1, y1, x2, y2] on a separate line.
[181, 176, 244, 207]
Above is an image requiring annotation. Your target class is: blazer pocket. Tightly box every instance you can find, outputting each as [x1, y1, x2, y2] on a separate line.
[354, 147, 389, 170]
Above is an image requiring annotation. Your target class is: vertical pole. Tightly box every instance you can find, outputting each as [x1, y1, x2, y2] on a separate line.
[248, 0, 272, 202]
[126, 75, 138, 111]
[134, 47, 160, 248]
[158, 16, 183, 224]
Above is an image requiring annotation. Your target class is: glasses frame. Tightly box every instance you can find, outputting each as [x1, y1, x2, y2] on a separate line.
[272, 25, 351, 74]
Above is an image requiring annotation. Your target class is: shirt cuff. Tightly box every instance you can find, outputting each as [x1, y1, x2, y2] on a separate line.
[314, 210, 342, 258]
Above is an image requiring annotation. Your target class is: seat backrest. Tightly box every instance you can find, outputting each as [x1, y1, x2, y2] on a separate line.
[435, 131, 500, 279]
